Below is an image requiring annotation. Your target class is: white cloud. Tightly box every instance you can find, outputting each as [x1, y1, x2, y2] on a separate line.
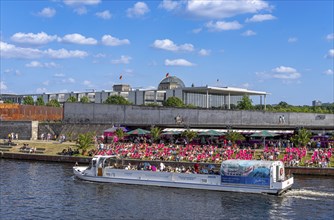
[83, 80, 95, 88]
[325, 49, 334, 58]
[94, 53, 106, 58]
[4, 68, 21, 75]
[36, 88, 48, 93]
[165, 59, 195, 66]
[26, 61, 57, 68]
[186, 0, 270, 19]
[62, 78, 76, 83]
[288, 37, 298, 43]
[192, 28, 202, 34]
[198, 49, 211, 56]
[1, 41, 43, 58]
[1, 42, 88, 59]
[44, 62, 57, 68]
[159, 0, 182, 11]
[152, 39, 194, 52]
[241, 83, 250, 89]
[271, 66, 301, 80]
[242, 30, 257, 36]
[42, 80, 50, 86]
[245, 14, 276, 23]
[54, 73, 65, 77]
[101, 35, 130, 46]
[127, 2, 150, 18]
[0, 81, 7, 90]
[26, 61, 43, 68]
[83, 80, 92, 86]
[45, 48, 88, 59]
[74, 6, 87, 15]
[326, 33, 334, 41]
[205, 21, 242, 31]
[256, 66, 301, 82]
[324, 69, 333, 75]
[11, 32, 58, 45]
[111, 55, 132, 64]
[61, 33, 97, 45]
[63, 0, 101, 6]
[96, 10, 112, 19]
[37, 7, 56, 18]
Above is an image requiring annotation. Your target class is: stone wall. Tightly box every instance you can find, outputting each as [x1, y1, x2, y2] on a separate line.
[0, 121, 38, 140]
[63, 103, 334, 129]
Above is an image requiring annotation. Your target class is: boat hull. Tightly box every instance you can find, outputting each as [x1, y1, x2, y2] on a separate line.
[73, 167, 293, 195]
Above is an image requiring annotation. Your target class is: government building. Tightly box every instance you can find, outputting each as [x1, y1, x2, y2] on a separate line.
[1, 76, 269, 109]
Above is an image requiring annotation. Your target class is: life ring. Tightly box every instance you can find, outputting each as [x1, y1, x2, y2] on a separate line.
[279, 168, 284, 176]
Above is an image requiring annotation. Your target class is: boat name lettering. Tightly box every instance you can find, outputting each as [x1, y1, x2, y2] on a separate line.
[178, 176, 196, 180]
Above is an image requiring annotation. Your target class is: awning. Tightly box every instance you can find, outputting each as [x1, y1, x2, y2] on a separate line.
[162, 128, 294, 134]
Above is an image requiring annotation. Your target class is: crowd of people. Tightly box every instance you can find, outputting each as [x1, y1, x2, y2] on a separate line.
[89, 138, 333, 167]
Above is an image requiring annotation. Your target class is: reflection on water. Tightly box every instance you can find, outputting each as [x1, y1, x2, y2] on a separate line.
[1, 159, 333, 220]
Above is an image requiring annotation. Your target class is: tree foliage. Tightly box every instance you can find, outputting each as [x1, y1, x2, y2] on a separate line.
[76, 132, 94, 155]
[290, 128, 312, 147]
[225, 131, 245, 144]
[163, 97, 184, 107]
[181, 129, 197, 143]
[23, 96, 34, 105]
[66, 96, 77, 103]
[80, 96, 90, 103]
[104, 95, 131, 105]
[150, 126, 161, 143]
[115, 128, 126, 141]
[4, 100, 13, 103]
[237, 95, 253, 110]
[36, 97, 45, 106]
[46, 99, 60, 107]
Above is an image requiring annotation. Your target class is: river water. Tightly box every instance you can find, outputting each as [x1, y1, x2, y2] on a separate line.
[1, 159, 333, 220]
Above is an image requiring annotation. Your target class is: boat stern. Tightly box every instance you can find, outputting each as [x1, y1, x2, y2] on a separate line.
[271, 176, 294, 195]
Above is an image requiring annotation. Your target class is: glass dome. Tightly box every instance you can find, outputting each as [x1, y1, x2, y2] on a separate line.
[158, 76, 185, 90]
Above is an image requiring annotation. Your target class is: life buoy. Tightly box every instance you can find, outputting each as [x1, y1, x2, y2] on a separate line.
[279, 168, 284, 176]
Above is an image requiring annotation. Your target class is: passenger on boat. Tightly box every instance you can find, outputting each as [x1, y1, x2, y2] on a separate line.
[160, 162, 166, 172]
[194, 163, 199, 173]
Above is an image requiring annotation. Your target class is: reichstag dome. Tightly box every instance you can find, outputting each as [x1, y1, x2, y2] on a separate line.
[158, 76, 185, 90]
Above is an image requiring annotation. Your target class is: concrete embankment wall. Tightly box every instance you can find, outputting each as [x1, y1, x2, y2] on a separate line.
[1, 153, 333, 176]
[63, 103, 334, 129]
[0, 121, 39, 140]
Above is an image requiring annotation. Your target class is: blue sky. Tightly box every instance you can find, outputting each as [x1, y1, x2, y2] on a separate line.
[0, 0, 333, 105]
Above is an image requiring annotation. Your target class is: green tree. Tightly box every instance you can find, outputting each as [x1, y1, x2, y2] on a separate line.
[181, 129, 197, 143]
[104, 95, 131, 105]
[290, 128, 312, 147]
[80, 96, 90, 103]
[115, 128, 126, 142]
[150, 126, 161, 143]
[23, 96, 34, 105]
[237, 95, 253, 110]
[66, 96, 77, 102]
[277, 101, 289, 108]
[4, 100, 13, 103]
[46, 99, 60, 107]
[76, 132, 94, 155]
[36, 97, 45, 106]
[225, 131, 245, 144]
[162, 97, 184, 107]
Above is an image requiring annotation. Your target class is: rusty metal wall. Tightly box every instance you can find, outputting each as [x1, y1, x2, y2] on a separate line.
[0, 104, 63, 121]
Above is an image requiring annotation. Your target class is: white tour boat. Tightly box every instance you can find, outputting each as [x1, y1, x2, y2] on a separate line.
[73, 156, 294, 195]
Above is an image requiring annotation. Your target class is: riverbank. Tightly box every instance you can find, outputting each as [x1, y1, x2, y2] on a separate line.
[1, 151, 334, 176]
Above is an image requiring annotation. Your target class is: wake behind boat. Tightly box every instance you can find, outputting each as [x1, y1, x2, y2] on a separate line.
[73, 156, 293, 195]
